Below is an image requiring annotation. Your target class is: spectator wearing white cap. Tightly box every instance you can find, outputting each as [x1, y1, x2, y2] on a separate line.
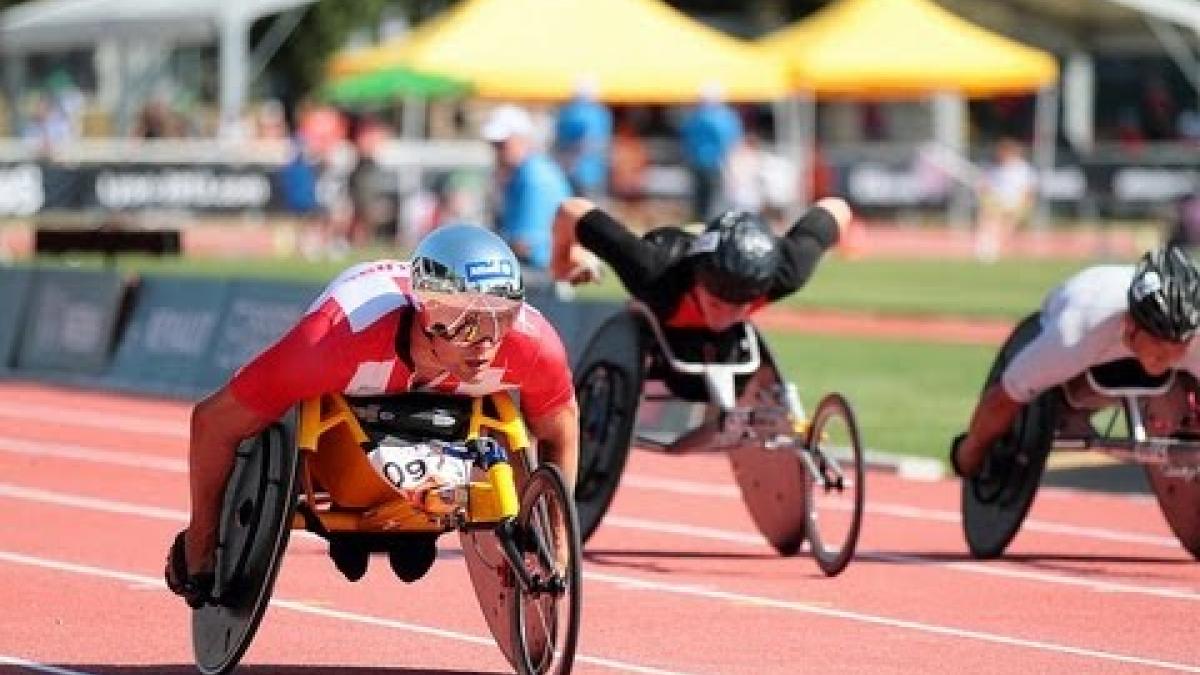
[483, 104, 572, 274]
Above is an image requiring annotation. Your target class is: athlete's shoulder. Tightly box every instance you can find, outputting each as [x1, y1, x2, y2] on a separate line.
[1059, 264, 1134, 297]
[316, 259, 414, 332]
[641, 224, 699, 261]
[334, 259, 411, 283]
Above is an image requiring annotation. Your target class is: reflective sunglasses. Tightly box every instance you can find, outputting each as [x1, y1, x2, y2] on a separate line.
[419, 291, 521, 347]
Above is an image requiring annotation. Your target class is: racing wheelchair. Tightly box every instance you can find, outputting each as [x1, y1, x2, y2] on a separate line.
[959, 313, 1200, 560]
[572, 301, 865, 576]
[188, 390, 582, 675]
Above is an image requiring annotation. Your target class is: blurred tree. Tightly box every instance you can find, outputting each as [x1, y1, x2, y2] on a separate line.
[256, 0, 392, 105]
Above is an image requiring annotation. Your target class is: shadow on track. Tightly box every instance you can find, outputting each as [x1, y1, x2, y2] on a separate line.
[583, 548, 780, 576]
[866, 550, 1192, 566]
[863, 549, 1194, 579]
[19, 662, 501, 667]
[586, 548, 776, 562]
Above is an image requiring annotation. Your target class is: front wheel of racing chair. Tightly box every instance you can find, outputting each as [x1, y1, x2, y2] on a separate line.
[507, 463, 583, 675]
[1144, 466, 1200, 560]
[193, 414, 300, 675]
[804, 393, 866, 577]
[961, 313, 1056, 559]
[572, 310, 644, 543]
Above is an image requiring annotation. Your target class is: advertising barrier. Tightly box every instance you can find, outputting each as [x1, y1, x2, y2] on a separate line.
[0, 267, 34, 371]
[15, 267, 126, 376]
[103, 276, 232, 397]
[5, 268, 613, 400]
[194, 280, 323, 393]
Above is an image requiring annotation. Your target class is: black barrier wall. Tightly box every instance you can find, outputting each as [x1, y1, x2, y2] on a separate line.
[194, 280, 324, 393]
[5, 267, 618, 400]
[0, 268, 34, 372]
[16, 267, 126, 376]
[103, 276, 232, 397]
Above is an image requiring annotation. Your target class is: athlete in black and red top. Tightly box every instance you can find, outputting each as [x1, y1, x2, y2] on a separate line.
[552, 196, 852, 333]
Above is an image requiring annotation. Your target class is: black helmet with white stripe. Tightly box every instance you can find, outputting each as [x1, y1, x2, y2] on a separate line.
[1128, 245, 1200, 343]
[691, 211, 782, 304]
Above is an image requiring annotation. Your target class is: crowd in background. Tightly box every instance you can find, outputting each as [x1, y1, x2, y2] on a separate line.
[6, 55, 1200, 270]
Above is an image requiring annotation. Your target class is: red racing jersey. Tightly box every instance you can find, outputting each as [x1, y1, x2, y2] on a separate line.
[229, 260, 574, 423]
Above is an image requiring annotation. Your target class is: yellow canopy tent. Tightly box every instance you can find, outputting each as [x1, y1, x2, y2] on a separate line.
[328, 0, 787, 103]
[758, 0, 1057, 98]
[758, 0, 1060, 210]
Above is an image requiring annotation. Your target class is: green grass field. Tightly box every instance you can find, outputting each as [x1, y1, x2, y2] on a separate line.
[763, 329, 994, 461]
[30, 251, 1096, 320]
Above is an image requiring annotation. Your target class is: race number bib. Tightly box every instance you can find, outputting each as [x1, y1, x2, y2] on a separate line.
[367, 440, 471, 494]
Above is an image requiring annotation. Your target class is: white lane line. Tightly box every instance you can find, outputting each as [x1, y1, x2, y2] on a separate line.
[624, 474, 1178, 548]
[0, 483, 188, 522]
[603, 515, 1200, 601]
[0, 436, 186, 473]
[2, 485, 1198, 671]
[0, 404, 187, 438]
[0, 551, 694, 675]
[862, 552, 1200, 602]
[11, 480, 1193, 607]
[584, 570, 1200, 673]
[0, 437, 1176, 550]
[0, 657, 97, 675]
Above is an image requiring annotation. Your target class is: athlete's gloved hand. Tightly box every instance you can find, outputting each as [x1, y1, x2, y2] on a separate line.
[565, 245, 604, 285]
[165, 530, 214, 609]
[949, 433, 970, 479]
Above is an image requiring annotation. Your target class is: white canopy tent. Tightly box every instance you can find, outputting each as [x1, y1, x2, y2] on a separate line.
[0, 0, 315, 137]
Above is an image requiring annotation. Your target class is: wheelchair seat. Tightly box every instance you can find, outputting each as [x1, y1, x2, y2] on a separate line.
[630, 301, 761, 412]
[345, 392, 475, 444]
[1086, 358, 1175, 397]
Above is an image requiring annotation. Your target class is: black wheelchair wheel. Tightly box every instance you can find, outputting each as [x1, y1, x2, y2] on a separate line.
[804, 393, 866, 577]
[572, 311, 642, 544]
[509, 464, 583, 675]
[193, 418, 299, 675]
[1143, 466, 1200, 560]
[961, 314, 1054, 559]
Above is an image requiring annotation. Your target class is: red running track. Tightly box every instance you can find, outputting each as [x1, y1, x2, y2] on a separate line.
[0, 383, 1197, 674]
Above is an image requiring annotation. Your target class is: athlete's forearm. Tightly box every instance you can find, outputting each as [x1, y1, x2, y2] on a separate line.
[186, 388, 271, 571]
[552, 198, 596, 279]
[959, 383, 1024, 468]
[527, 402, 580, 493]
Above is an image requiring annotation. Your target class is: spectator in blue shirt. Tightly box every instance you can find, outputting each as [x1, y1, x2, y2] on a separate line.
[554, 82, 613, 200]
[681, 85, 743, 220]
[483, 105, 572, 273]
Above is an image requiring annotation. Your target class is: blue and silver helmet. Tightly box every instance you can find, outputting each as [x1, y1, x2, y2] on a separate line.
[410, 224, 523, 300]
[410, 224, 524, 346]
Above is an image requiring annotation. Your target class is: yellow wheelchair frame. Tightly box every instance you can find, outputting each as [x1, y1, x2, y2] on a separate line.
[294, 391, 527, 532]
[289, 390, 582, 675]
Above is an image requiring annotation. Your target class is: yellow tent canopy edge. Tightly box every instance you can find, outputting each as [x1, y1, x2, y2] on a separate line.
[758, 0, 1058, 98]
[328, 0, 789, 104]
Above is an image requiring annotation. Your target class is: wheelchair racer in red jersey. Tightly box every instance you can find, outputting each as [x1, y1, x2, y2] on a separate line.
[166, 224, 579, 606]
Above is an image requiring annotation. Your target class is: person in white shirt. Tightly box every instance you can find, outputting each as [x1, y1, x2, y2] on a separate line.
[952, 246, 1200, 477]
[974, 138, 1037, 262]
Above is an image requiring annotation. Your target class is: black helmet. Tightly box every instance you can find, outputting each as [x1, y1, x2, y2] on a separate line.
[690, 211, 782, 304]
[1127, 245, 1200, 342]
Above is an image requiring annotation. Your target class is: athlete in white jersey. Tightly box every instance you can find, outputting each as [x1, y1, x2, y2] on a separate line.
[953, 246, 1200, 478]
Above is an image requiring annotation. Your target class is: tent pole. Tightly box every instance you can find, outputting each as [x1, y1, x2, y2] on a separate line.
[932, 91, 970, 229]
[218, 1, 248, 140]
[795, 90, 815, 209]
[1032, 83, 1059, 230]
[2, 54, 23, 137]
